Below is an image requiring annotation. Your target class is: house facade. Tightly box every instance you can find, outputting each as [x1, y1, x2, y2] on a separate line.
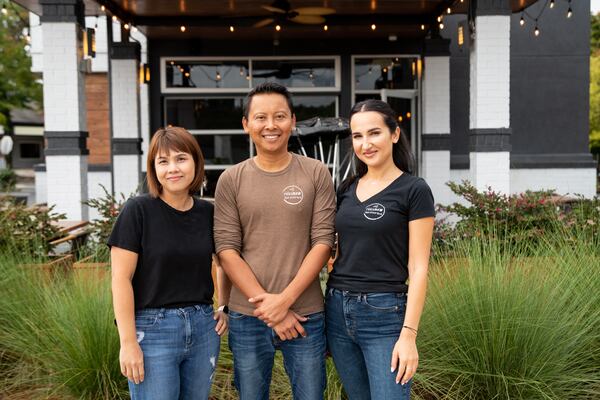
[13, 0, 597, 220]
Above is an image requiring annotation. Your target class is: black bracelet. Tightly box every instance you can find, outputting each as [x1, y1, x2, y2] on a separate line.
[403, 325, 418, 336]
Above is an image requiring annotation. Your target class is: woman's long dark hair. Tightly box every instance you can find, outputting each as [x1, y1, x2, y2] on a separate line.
[338, 99, 415, 193]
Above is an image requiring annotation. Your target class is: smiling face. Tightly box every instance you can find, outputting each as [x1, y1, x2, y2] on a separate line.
[154, 148, 195, 196]
[242, 93, 296, 157]
[350, 111, 399, 170]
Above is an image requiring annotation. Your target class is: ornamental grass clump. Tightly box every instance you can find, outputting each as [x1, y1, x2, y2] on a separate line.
[416, 234, 600, 399]
[0, 249, 127, 399]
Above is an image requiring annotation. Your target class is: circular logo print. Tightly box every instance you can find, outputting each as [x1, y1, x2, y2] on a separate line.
[283, 185, 303, 205]
[364, 203, 386, 220]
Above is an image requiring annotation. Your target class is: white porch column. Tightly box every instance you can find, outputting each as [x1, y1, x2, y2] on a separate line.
[110, 41, 142, 196]
[422, 37, 452, 206]
[40, 0, 88, 220]
[469, 0, 511, 194]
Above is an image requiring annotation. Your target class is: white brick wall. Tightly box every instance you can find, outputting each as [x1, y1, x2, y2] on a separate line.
[423, 56, 450, 134]
[469, 16, 510, 129]
[113, 155, 141, 197]
[111, 59, 140, 138]
[42, 22, 87, 132]
[87, 171, 112, 221]
[46, 156, 89, 220]
[470, 152, 510, 194]
[35, 170, 47, 204]
[422, 150, 452, 205]
[511, 168, 597, 198]
[140, 82, 150, 172]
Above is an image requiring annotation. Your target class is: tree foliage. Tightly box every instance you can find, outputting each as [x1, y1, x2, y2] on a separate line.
[0, 3, 42, 130]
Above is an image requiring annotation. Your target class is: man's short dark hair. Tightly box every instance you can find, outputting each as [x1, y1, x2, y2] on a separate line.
[243, 82, 294, 118]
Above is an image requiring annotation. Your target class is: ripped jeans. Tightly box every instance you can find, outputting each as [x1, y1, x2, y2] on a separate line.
[129, 304, 220, 400]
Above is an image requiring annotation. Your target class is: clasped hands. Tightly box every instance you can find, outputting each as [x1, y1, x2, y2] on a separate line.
[249, 292, 307, 341]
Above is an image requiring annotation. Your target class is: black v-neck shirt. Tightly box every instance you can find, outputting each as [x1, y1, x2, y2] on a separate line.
[108, 194, 215, 310]
[328, 174, 435, 293]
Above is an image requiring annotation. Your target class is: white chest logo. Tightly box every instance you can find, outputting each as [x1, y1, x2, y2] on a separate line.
[283, 185, 303, 205]
[364, 203, 385, 220]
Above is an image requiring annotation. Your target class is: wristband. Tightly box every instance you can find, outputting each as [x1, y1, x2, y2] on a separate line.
[217, 305, 229, 314]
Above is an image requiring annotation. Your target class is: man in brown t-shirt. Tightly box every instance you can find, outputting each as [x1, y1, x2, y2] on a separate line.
[214, 82, 335, 400]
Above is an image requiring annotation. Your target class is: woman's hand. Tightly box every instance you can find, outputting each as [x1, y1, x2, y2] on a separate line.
[250, 293, 291, 326]
[120, 340, 145, 384]
[214, 309, 229, 336]
[390, 329, 419, 385]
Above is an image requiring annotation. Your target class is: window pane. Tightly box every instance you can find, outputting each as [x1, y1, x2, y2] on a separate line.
[293, 95, 337, 122]
[166, 61, 250, 89]
[166, 98, 245, 130]
[197, 134, 250, 166]
[355, 58, 417, 90]
[19, 143, 41, 159]
[252, 60, 335, 88]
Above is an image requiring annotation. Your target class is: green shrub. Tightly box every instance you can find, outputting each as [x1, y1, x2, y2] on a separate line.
[82, 185, 131, 262]
[437, 181, 599, 256]
[0, 199, 65, 257]
[0, 168, 17, 192]
[416, 235, 600, 399]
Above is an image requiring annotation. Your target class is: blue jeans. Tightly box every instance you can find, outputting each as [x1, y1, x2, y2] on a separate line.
[128, 304, 220, 400]
[325, 288, 411, 400]
[228, 310, 326, 400]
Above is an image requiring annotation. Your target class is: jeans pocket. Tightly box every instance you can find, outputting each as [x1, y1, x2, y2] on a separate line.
[195, 304, 214, 317]
[135, 312, 160, 328]
[363, 293, 401, 312]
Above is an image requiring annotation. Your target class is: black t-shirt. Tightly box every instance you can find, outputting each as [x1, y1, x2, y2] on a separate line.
[328, 174, 435, 293]
[108, 194, 215, 310]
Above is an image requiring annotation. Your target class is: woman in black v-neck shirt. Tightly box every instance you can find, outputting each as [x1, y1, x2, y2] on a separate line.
[326, 100, 435, 399]
[109, 127, 231, 399]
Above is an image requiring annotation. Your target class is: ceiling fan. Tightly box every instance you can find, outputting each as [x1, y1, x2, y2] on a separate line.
[253, 0, 336, 27]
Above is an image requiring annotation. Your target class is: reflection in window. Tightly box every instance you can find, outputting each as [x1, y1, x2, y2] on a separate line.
[355, 58, 416, 90]
[253, 60, 335, 88]
[166, 61, 250, 89]
[196, 134, 250, 166]
[166, 98, 245, 130]
[293, 96, 336, 122]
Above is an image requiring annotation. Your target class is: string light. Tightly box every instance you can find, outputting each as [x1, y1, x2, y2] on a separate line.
[180, 25, 186, 32]
[420, 24, 425, 30]
[216, 71, 221, 81]
[534, 24, 540, 36]
[549, 0, 554, 9]
[439, 22, 444, 29]
[371, 23, 376, 31]
[123, 23, 130, 30]
[323, 24, 328, 31]
[567, 6, 572, 18]
[170, 61, 175, 65]
[100, 5, 105, 12]
[520, 14, 525, 26]
[229, 26, 234, 32]
[275, 24, 281, 31]
[309, 69, 314, 79]
[112, 15, 117, 22]
[437, 16, 442, 22]
[1, 4, 7, 15]
[447, 7, 451, 14]
[239, 67, 244, 76]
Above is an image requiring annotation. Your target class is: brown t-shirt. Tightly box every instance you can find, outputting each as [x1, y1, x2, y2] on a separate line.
[214, 153, 336, 316]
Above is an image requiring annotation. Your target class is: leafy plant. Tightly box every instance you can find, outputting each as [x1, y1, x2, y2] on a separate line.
[0, 169, 17, 192]
[0, 198, 65, 257]
[82, 184, 131, 262]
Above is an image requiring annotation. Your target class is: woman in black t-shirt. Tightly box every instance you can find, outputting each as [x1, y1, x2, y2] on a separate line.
[326, 100, 435, 399]
[109, 127, 231, 399]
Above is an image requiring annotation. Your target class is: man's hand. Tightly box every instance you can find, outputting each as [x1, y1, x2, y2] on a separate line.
[272, 310, 308, 341]
[250, 292, 292, 326]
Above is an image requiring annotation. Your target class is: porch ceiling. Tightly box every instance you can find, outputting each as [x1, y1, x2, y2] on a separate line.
[17, 0, 540, 39]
